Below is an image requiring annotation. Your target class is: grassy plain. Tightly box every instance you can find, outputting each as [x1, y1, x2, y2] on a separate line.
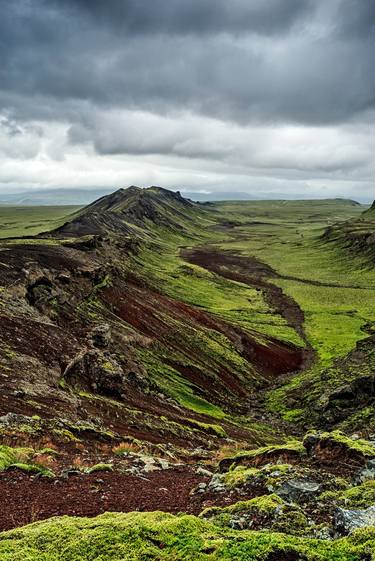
[0, 205, 79, 238]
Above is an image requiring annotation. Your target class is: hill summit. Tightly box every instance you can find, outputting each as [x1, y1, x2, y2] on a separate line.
[52, 186, 198, 237]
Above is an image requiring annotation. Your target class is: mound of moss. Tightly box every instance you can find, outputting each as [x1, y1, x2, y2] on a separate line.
[218, 440, 305, 472]
[201, 495, 309, 535]
[320, 480, 375, 510]
[0, 511, 374, 560]
[0, 445, 53, 477]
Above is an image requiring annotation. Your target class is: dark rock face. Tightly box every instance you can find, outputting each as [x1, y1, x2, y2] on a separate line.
[323, 375, 375, 425]
[90, 324, 112, 348]
[63, 351, 127, 398]
[126, 370, 149, 391]
[26, 278, 54, 307]
[328, 376, 375, 404]
[334, 506, 375, 535]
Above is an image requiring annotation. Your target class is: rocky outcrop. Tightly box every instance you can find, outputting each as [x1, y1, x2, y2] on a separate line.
[303, 431, 375, 471]
[277, 479, 321, 504]
[334, 505, 375, 535]
[90, 324, 112, 348]
[63, 351, 128, 398]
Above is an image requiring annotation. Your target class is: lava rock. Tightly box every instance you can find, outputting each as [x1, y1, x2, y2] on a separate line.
[90, 324, 111, 348]
[63, 350, 127, 398]
[334, 505, 375, 535]
[277, 479, 321, 503]
[126, 370, 149, 391]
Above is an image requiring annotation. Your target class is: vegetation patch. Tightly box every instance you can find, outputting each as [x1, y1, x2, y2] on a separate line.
[0, 512, 374, 560]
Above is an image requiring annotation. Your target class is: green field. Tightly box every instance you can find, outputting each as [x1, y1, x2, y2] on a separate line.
[0, 206, 80, 238]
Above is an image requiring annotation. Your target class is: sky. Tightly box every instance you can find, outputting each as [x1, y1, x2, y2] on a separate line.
[0, 0, 374, 200]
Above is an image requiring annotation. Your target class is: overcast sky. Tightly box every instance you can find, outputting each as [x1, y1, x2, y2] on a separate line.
[0, 0, 374, 200]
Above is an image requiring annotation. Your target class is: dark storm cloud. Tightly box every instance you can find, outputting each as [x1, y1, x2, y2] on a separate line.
[58, 0, 313, 36]
[333, 0, 375, 37]
[0, 0, 374, 128]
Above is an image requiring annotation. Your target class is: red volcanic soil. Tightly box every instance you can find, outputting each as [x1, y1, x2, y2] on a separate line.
[181, 247, 305, 338]
[0, 467, 265, 532]
[0, 468, 203, 531]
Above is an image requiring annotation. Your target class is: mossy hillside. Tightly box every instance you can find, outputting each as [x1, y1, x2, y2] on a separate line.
[0, 511, 374, 561]
[136, 242, 303, 347]
[179, 199, 375, 425]
[139, 352, 227, 419]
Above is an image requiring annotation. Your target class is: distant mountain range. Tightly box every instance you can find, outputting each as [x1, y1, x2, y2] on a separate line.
[0, 187, 369, 205]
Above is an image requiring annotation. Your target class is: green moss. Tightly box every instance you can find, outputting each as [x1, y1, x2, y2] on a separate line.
[10, 463, 54, 477]
[220, 494, 284, 515]
[86, 463, 113, 474]
[221, 440, 305, 469]
[320, 480, 375, 509]
[223, 466, 260, 488]
[52, 428, 81, 442]
[1, 511, 371, 560]
[0, 446, 53, 476]
[186, 419, 227, 438]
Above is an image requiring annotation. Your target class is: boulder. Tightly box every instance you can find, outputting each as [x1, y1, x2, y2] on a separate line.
[90, 324, 111, 348]
[276, 479, 321, 503]
[334, 506, 375, 535]
[63, 350, 127, 398]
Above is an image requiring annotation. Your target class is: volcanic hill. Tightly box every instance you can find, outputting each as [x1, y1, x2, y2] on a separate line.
[0, 188, 374, 559]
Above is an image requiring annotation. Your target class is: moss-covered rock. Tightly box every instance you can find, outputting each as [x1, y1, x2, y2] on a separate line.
[303, 431, 375, 471]
[200, 495, 309, 535]
[320, 480, 375, 509]
[0, 511, 374, 560]
[0, 445, 54, 477]
[218, 441, 305, 472]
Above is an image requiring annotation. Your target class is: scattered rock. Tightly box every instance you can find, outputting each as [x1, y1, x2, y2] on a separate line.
[196, 467, 213, 477]
[193, 482, 208, 494]
[207, 473, 227, 493]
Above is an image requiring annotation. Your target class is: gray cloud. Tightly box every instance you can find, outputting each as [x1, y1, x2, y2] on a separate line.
[0, 0, 374, 199]
[51, 0, 314, 36]
[0, 0, 374, 125]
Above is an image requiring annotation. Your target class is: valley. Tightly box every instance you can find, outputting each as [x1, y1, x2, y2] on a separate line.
[0, 188, 374, 560]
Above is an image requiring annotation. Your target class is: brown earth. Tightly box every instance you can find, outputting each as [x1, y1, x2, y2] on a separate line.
[0, 466, 265, 532]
